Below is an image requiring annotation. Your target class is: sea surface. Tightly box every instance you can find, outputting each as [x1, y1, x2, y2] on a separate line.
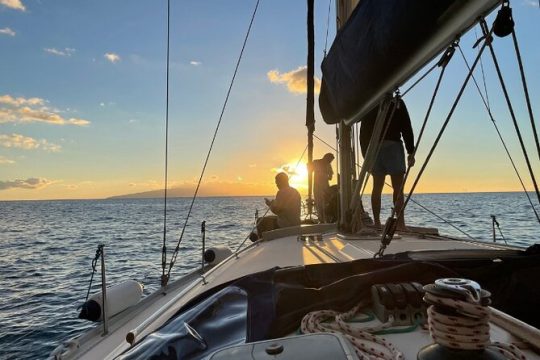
[0, 193, 538, 359]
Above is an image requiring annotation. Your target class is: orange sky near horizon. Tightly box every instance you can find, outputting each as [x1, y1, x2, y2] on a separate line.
[1, 1, 538, 202]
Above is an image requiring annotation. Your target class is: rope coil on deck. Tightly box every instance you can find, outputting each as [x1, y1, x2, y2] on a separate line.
[424, 287, 527, 360]
[301, 299, 404, 360]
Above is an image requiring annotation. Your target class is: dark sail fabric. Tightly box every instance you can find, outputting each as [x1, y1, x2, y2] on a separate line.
[319, 0, 496, 124]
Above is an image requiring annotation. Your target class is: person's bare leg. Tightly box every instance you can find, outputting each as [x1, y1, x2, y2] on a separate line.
[371, 175, 385, 228]
[390, 173, 407, 230]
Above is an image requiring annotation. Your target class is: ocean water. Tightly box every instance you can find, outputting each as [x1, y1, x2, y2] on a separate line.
[0, 193, 538, 359]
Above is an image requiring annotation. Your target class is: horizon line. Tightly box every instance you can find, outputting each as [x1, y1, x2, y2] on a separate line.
[0, 189, 535, 202]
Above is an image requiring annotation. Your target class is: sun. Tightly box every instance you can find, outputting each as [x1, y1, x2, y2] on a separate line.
[277, 162, 309, 190]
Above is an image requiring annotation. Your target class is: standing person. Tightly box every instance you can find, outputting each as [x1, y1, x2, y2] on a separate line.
[255, 172, 301, 239]
[360, 98, 415, 230]
[311, 153, 335, 223]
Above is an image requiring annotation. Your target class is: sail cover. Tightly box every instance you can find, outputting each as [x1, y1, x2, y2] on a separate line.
[320, 0, 501, 125]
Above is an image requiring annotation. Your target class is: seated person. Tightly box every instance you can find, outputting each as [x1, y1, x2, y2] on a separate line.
[255, 172, 301, 238]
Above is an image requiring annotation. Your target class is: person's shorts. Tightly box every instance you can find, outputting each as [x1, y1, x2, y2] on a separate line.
[372, 140, 406, 176]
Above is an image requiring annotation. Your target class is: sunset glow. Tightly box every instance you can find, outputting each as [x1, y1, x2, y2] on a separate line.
[275, 162, 309, 191]
[0, 2, 539, 201]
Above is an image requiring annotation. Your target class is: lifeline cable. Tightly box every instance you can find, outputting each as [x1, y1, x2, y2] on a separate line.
[165, 0, 261, 285]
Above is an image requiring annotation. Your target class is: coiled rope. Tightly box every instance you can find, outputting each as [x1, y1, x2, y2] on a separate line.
[425, 292, 526, 359]
[301, 299, 404, 360]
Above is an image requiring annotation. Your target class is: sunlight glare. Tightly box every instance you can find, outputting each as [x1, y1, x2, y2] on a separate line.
[277, 162, 308, 190]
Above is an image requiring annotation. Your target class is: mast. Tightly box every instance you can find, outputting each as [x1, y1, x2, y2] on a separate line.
[336, 0, 359, 230]
[306, 0, 315, 218]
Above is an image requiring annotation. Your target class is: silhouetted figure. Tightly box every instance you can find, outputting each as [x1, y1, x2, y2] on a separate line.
[360, 99, 415, 230]
[255, 172, 301, 239]
[324, 184, 339, 223]
[311, 153, 335, 223]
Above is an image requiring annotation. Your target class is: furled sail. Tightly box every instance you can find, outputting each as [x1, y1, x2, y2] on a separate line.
[320, 0, 501, 125]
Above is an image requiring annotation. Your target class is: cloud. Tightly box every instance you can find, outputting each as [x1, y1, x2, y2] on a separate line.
[17, 107, 89, 126]
[44, 47, 75, 57]
[0, 0, 25, 11]
[0, 94, 45, 107]
[0, 27, 15, 36]
[0, 133, 61, 152]
[104, 52, 121, 63]
[0, 94, 90, 126]
[273, 164, 299, 176]
[0, 155, 15, 164]
[0, 177, 52, 191]
[190, 60, 201, 66]
[523, 0, 539, 7]
[267, 66, 321, 94]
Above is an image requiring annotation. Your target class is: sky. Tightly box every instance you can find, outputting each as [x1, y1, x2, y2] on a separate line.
[0, 0, 539, 201]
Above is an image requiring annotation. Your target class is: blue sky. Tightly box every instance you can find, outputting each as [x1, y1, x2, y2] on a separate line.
[0, 0, 539, 200]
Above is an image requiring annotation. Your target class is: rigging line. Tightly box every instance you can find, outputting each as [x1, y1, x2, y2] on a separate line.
[390, 43, 455, 229]
[398, 25, 493, 241]
[475, 28, 491, 111]
[511, 30, 540, 162]
[323, 0, 332, 56]
[160, 0, 170, 287]
[234, 144, 308, 253]
[312, 134, 475, 240]
[481, 21, 540, 208]
[457, 45, 540, 223]
[354, 122, 360, 178]
[401, 62, 438, 98]
[165, 0, 261, 282]
[355, 97, 397, 208]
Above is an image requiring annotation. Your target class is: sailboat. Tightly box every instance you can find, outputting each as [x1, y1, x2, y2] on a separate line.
[50, 0, 540, 359]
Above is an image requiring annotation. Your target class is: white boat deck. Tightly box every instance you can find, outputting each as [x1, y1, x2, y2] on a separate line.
[54, 224, 538, 360]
